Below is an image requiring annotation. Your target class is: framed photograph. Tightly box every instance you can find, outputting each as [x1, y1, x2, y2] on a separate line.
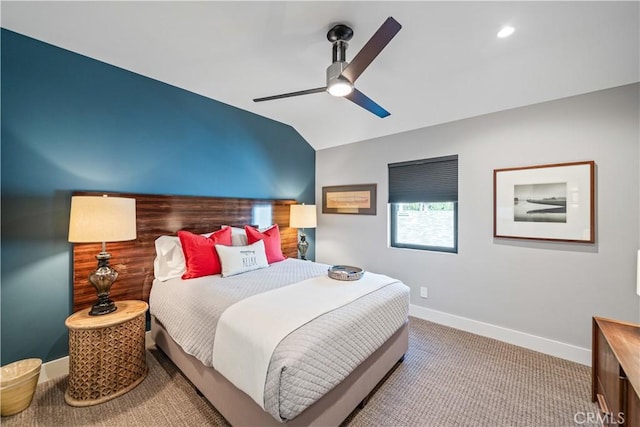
[494, 161, 595, 243]
[322, 184, 377, 215]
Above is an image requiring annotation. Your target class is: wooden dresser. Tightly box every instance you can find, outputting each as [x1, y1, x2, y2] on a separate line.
[592, 317, 640, 426]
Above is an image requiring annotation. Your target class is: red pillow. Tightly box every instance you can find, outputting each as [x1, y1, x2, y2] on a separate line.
[178, 227, 232, 279]
[245, 224, 286, 264]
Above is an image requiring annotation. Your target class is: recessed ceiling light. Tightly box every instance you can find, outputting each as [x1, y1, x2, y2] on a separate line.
[497, 26, 515, 38]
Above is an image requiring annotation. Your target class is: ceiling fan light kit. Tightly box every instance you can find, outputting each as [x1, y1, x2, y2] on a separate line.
[326, 68, 353, 97]
[327, 77, 353, 97]
[253, 17, 402, 118]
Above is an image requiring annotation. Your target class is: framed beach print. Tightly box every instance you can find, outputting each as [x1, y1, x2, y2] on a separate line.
[493, 161, 595, 243]
[322, 184, 377, 215]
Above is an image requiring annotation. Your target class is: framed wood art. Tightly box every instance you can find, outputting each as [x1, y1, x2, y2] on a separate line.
[493, 161, 595, 243]
[322, 184, 377, 215]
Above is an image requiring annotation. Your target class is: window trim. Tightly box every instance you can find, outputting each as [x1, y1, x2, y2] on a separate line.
[390, 202, 458, 253]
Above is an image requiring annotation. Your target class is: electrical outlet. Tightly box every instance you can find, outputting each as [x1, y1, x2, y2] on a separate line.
[420, 287, 428, 298]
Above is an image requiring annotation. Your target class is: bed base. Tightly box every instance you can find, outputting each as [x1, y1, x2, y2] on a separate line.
[151, 316, 408, 426]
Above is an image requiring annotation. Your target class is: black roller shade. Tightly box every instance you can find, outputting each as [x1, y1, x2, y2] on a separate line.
[388, 155, 458, 203]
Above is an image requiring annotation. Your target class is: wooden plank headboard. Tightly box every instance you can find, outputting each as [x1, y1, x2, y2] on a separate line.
[71, 192, 298, 313]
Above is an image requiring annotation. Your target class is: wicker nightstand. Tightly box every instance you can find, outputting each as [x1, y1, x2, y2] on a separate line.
[64, 300, 148, 406]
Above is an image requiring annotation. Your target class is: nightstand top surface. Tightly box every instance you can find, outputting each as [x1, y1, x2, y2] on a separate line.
[66, 300, 148, 330]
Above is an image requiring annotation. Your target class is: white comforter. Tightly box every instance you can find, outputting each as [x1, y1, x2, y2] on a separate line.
[212, 271, 400, 409]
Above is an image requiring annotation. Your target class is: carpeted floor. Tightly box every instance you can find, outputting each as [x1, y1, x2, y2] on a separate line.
[3, 317, 598, 426]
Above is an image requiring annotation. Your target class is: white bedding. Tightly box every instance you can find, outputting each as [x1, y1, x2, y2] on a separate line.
[149, 258, 410, 421]
[212, 271, 400, 409]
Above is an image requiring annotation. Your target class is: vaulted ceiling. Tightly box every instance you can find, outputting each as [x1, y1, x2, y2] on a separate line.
[2, 1, 638, 150]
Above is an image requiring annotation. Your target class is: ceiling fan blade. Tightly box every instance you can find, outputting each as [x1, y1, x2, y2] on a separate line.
[344, 88, 390, 118]
[340, 17, 402, 84]
[253, 87, 327, 102]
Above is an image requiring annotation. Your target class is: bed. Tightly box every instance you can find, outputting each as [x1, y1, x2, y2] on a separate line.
[71, 192, 410, 426]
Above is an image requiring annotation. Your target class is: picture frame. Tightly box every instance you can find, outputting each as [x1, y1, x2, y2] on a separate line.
[493, 161, 595, 243]
[322, 184, 377, 215]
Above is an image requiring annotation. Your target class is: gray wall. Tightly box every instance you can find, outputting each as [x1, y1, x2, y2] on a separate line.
[316, 83, 639, 351]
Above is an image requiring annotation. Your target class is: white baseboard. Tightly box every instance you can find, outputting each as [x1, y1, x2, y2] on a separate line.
[39, 356, 69, 384]
[409, 304, 591, 366]
[39, 331, 155, 384]
[145, 329, 155, 348]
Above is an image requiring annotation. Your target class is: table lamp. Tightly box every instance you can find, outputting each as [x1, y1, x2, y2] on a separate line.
[289, 204, 317, 260]
[68, 195, 137, 315]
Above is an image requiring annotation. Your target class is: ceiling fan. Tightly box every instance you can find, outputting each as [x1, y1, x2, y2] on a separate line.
[253, 17, 402, 118]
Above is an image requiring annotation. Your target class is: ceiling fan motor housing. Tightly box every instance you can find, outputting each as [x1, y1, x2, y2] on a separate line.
[326, 60, 353, 96]
[327, 60, 348, 84]
[326, 32, 353, 95]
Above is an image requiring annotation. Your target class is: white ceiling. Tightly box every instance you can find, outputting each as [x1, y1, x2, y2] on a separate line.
[2, 1, 638, 150]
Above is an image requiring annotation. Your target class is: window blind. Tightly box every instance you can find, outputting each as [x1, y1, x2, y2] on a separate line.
[388, 155, 458, 203]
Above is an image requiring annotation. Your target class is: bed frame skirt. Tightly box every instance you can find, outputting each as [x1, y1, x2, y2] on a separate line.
[151, 316, 408, 426]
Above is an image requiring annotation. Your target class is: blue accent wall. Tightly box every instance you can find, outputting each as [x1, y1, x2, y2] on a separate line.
[1, 29, 316, 365]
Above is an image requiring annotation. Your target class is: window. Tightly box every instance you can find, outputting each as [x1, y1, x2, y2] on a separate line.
[388, 155, 458, 253]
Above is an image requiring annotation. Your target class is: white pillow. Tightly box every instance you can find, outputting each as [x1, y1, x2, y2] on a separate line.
[222, 226, 248, 246]
[215, 240, 269, 277]
[223, 225, 277, 246]
[153, 236, 186, 281]
[153, 230, 222, 281]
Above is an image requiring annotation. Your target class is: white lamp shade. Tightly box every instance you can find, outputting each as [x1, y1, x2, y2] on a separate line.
[68, 196, 137, 243]
[290, 204, 317, 229]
